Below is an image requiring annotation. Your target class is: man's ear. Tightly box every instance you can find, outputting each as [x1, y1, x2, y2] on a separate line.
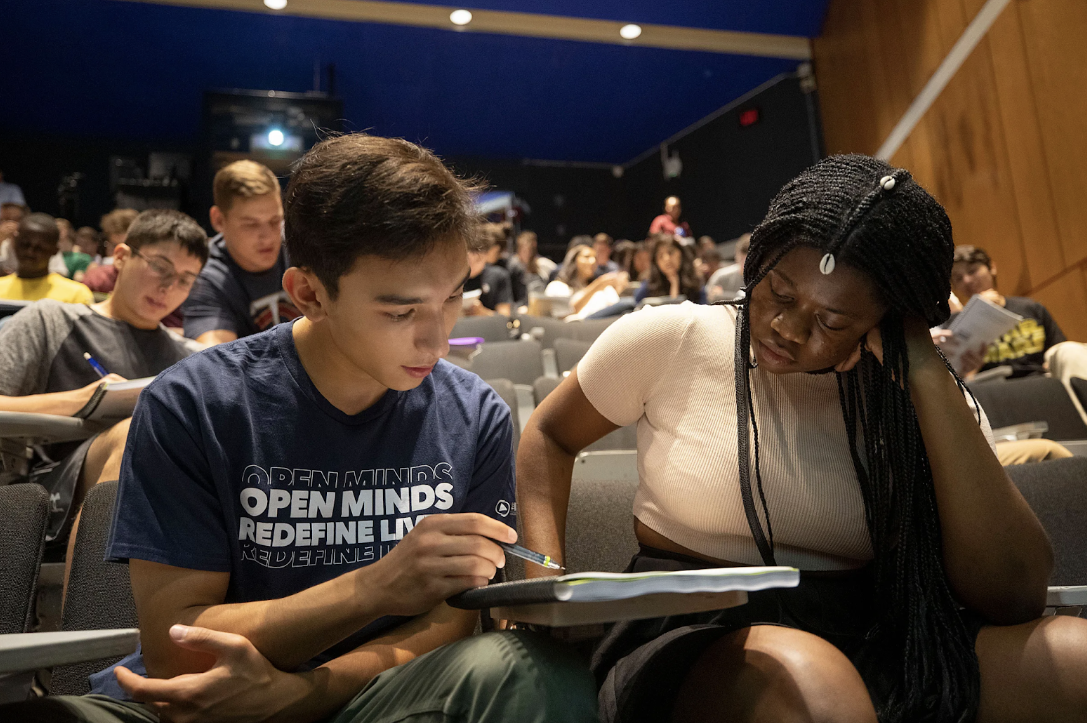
[835, 340, 864, 373]
[283, 267, 329, 322]
[112, 243, 132, 272]
[209, 206, 226, 234]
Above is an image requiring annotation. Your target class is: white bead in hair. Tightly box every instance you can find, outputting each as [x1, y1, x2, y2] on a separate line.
[880, 175, 896, 191]
[820, 253, 836, 275]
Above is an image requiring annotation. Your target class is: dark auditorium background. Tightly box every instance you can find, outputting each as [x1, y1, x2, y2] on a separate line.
[3, 0, 1085, 338]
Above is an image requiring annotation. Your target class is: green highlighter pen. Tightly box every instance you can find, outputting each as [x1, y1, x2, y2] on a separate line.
[500, 543, 565, 571]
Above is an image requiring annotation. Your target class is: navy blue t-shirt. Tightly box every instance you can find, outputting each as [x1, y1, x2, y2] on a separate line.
[181, 234, 301, 339]
[94, 321, 515, 697]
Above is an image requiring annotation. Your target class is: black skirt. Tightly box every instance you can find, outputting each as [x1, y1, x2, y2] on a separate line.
[591, 545, 984, 723]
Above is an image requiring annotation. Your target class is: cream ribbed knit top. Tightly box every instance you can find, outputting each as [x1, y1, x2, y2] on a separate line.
[578, 302, 995, 571]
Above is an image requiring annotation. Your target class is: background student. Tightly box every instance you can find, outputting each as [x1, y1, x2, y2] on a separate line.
[181, 160, 301, 344]
[939, 245, 1066, 379]
[546, 242, 628, 318]
[0, 213, 94, 304]
[0, 208, 207, 547]
[506, 230, 556, 305]
[464, 222, 514, 316]
[633, 233, 705, 304]
[648, 195, 691, 239]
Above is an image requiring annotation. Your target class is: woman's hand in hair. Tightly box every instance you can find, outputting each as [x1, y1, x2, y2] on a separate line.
[833, 317, 939, 377]
[834, 325, 882, 373]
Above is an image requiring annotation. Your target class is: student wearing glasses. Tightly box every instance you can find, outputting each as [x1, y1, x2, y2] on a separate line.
[0, 209, 208, 551]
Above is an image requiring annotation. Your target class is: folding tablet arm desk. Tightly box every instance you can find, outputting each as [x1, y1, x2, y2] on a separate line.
[0, 411, 103, 485]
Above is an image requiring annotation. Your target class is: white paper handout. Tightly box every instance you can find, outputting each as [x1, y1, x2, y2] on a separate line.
[945, 295, 1023, 370]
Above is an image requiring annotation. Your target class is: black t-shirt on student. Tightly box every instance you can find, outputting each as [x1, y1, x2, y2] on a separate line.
[950, 296, 1066, 377]
[464, 265, 513, 311]
[181, 234, 301, 339]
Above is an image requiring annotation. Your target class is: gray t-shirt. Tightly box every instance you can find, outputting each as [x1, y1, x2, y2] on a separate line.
[0, 299, 202, 396]
[707, 263, 744, 303]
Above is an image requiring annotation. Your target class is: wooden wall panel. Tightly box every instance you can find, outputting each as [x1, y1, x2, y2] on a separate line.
[1018, 1, 1087, 268]
[985, 1, 1065, 288]
[1031, 269, 1087, 343]
[813, 0, 1087, 340]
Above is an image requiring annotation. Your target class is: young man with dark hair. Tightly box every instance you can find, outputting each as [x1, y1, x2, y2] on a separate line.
[0, 209, 208, 548]
[943, 245, 1066, 378]
[0, 213, 94, 303]
[181, 160, 301, 345]
[1, 134, 597, 722]
[464, 224, 514, 317]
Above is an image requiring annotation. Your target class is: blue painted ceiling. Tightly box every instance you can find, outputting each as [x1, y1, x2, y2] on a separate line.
[5, 0, 829, 164]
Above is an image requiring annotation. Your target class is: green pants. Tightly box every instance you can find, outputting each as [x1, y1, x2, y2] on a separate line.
[3, 631, 599, 723]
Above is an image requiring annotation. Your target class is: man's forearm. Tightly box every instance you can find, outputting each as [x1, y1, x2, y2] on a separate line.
[0, 391, 85, 416]
[138, 560, 390, 676]
[270, 604, 478, 723]
[187, 567, 390, 671]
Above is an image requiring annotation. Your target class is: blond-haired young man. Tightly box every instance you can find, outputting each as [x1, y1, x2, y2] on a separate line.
[182, 160, 300, 344]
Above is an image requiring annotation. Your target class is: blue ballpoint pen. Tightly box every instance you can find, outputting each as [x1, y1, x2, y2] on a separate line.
[83, 352, 110, 379]
[500, 542, 565, 571]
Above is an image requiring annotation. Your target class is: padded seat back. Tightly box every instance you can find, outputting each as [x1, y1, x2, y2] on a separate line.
[1005, 457, 1087, 586]
[514, 315, 617, 349]
[533, 376, 562, 405]
[52, 480, 138, 696]
[554, 338, 592, 372]
[565, 470, 640, 574]
[470, 340, 543, 386]
[531, 375, 637, 452]
[968, 376, 1087, 441]
[0, 483, 49, 634]
[451, 314, 513, 343]
[483, 378, 520, 453]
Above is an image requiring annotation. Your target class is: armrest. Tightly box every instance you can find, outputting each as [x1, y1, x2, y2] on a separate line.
[970, 365, 1014, 384]
[0, 411, 101, 445]
[0, 629, 139, 675]
[541, 348, 559, 379]
[1047, 586, 1087, 607]
[573, 450, 639, 483]
[1058, 440, 1087, 457]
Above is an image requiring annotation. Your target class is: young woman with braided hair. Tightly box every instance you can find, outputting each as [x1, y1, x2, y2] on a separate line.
[518, 155, 1087, 723]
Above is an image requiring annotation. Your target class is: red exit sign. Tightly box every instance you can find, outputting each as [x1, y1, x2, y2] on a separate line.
[739, 107, 761, 127]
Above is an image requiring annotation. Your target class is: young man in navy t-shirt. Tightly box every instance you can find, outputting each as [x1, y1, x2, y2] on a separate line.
[6, 134, 597, 723]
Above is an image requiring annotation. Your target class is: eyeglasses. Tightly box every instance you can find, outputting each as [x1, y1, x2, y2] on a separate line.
[131, 249, 198, 290]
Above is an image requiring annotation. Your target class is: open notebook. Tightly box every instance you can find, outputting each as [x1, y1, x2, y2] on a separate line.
[448, 567, 799, 626]
[73, 378, 154, 423]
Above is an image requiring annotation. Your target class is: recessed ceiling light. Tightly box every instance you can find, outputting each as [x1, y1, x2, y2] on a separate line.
[619, 24, 642, 40]
[450, 9, 473, 26]
[264, 0, 287, 9]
